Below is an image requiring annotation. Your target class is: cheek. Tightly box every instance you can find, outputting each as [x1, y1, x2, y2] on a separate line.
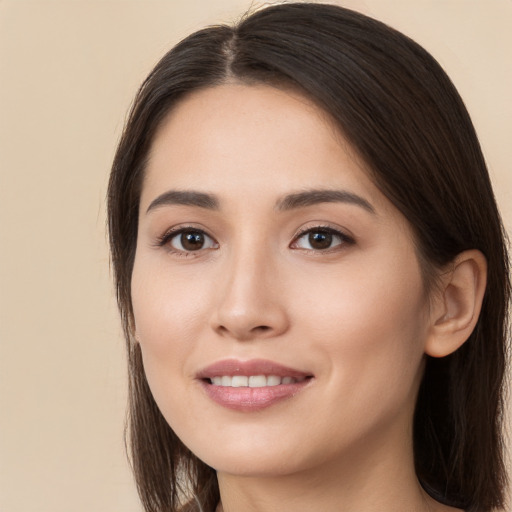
[296, 255, 428, 399]
[130, 261, 211, 432]
[299, 254, 427, 338]
[130, 256, 213, 410]
[131, 255, 211, 348]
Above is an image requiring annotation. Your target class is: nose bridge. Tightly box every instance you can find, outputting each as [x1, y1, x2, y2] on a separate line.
[212, 234, 288, 340]
[227, 244, 270, 305]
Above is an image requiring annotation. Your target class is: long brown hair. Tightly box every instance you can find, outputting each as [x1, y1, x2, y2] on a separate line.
[108, 3, 510, 511]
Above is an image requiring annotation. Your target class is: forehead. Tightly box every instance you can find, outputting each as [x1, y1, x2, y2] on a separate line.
[141, 83, 387, 214]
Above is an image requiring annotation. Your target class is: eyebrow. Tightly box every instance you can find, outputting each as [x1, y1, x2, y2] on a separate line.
[146, 190, 219, 213]
[275, 189, 375, 214]
[145, 188, 375, 215]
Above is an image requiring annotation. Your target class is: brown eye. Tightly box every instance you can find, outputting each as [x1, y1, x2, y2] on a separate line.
[181, 232, 205, 251]
[168, 229, 217, 252]
[308, 231, 333, 250]
[293, 227, 352, 251]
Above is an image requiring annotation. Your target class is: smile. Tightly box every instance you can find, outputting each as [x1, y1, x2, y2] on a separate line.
[197, 359, 314, 411]
[210, 375, 308, 387]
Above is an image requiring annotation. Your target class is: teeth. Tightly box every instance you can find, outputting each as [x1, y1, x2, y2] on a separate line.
[210, 375, 304, 387]
[231, 376, 248, 387]
[267, 375, 281, 386]
[248, 375, 267, 388]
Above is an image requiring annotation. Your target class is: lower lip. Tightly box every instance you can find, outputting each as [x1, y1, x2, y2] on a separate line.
[200, 379, 311, 411]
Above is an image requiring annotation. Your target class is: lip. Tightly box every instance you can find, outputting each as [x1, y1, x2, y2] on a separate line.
[197, 359, 314, 412]
[197, 358, 312, 379]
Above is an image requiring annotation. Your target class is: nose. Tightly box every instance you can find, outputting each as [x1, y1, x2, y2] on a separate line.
[210, 248, 289, 341]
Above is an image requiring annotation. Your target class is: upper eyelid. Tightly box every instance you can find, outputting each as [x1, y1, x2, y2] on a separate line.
[289, 225, 356, 253]
[156, 225, 217, 247]
[161, 224, 213, 238]
[292, 224, 354, 241]
[155, 223, 354, 249]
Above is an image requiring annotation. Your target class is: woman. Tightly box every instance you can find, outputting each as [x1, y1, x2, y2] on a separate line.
[108, 3, 510, 511]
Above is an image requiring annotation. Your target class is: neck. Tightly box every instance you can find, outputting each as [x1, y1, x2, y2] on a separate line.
[215, 418, 454, 512]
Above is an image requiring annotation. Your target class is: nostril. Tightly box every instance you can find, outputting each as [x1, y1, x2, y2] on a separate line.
[252, 325, 271, 332]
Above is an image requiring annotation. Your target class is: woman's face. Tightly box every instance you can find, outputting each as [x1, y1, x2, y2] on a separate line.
[131, 84, 432, 477]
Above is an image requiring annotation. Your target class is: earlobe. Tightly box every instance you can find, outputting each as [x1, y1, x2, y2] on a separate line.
[425, 250, 487, 358]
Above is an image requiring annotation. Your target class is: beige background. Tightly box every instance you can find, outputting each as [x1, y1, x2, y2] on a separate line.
[0, 1, 510, 511]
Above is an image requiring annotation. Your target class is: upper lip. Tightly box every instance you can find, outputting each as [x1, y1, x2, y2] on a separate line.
[196, 359, 313, 379]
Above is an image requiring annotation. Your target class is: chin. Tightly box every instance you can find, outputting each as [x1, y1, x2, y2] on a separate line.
[208, 455, 305, 478]
[183, 430, 324, 478]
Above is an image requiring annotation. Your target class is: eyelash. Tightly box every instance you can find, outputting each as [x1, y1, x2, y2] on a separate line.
[156, 224, 354, 257]
[155, 226, 218, 257]
[291, 225, 355, 252]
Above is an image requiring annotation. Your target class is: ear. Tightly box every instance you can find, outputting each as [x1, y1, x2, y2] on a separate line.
[425, 250, 487, 358]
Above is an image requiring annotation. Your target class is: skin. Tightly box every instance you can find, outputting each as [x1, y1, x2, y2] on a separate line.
[131, 83, 467, 512]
